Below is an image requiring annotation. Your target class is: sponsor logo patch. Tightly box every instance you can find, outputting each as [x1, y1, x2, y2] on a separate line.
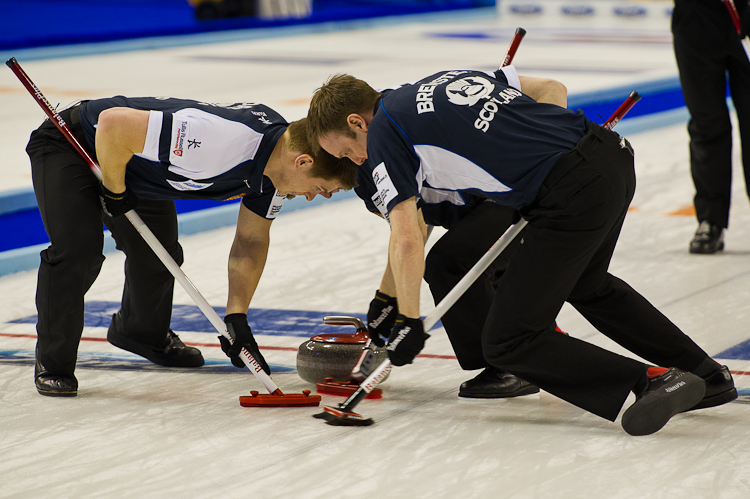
[173, 120, 188, 157]
[167, 179, 213, 191]
[370, 162, 398, 223]
[266, 190, 286, 219]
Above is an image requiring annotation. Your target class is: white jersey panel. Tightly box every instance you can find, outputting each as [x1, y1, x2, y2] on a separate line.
[167, 108, 263, 180]
[420, 186, 467, 206]
[499, 66, 521, 92]
[134, 110, 163, 162]
[413, 144, 512, 195]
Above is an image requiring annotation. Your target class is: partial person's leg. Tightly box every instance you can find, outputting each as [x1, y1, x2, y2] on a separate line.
[27, 117, 105, 395]
[424, 201, 537, 398]
[425, 201, 518, 369]
[674, 17, 732, 251]
[104, 200, 203, 367]
[483, 127, 705, 433]
[727, 42, 750, 213]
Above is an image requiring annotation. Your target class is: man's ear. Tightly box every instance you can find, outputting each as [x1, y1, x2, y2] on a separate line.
[346, 113, 368, 132]
[294, 153, 314, 170]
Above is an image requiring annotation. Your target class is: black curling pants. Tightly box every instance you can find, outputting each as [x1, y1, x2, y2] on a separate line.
[673, 0, 750, 229]
[26, 106, 183, 377]
[482, 121, 711, 421]
[423, 201, 521, 370]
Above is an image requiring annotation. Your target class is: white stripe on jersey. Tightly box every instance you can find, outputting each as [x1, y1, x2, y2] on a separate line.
[134, 110, 163, 162]
[167, 108, 263, 180]
[420, 186, 467, 206]
[414, 144, 511, 197]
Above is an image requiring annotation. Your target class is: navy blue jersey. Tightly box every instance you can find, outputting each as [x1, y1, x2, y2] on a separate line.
[362, 66, 588, 221]
[79, 96, 288, 219]
[355, 167, 482, 229]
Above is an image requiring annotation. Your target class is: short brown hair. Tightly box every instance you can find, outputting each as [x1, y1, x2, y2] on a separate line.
[287, 118, 358, 190]
[307, 74, 381, 145]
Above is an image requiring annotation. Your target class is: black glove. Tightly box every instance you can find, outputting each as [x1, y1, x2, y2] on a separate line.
[99, 183, 139, 218]
[386, 315, 430, 367]
[219, 313, 270, 375]
[367, 290, 399, 347]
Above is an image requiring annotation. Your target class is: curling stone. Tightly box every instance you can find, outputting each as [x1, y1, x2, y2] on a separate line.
[296, 316, 390, 384]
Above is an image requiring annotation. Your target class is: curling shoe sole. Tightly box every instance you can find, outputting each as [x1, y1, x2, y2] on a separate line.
[621, 368, 705, 436]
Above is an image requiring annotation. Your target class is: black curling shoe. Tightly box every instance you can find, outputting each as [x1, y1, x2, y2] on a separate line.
[686, 365, 737, 411]
[107, 313, 204, 367]
[622, 368, 705, 436]
[458, 367, 540, 399]
[35, 358, 77, 397]
[689, 221, 724, 254]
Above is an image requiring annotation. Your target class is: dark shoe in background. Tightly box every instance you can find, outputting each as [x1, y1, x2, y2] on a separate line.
[689, 221, 724, 254]
[35, 357, 78, 397]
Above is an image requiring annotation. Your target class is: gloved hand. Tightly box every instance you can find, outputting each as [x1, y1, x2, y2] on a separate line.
[99, 183, 139, 217]
[367, 290, 399, 347]
[219, 313, 271, 375]
[386, 315, 430, 366]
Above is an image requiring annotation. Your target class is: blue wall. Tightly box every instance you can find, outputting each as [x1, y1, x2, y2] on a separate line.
[1, 0, 494, 50]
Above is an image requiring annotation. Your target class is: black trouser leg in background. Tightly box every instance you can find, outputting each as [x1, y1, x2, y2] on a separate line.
[424, 201, 520, 370]
[727, 46, 750, 210]
[675, 32, 733, 228]
[104, 200, 183, 347]
[673, 1, 750, 228]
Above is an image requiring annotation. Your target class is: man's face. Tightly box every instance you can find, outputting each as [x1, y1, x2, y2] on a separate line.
[319, 129, 368, 166]
[275, 166, 342, 201]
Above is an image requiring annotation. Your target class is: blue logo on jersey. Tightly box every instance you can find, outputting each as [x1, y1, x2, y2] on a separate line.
[167, 179, 214, 191]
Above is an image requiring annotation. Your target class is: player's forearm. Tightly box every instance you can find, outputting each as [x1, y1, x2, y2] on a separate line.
[226, 239, 269, 315]
[388, 227, 424, 319]
[379, 259, 397, 297]
[377, 210, 427, 299]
